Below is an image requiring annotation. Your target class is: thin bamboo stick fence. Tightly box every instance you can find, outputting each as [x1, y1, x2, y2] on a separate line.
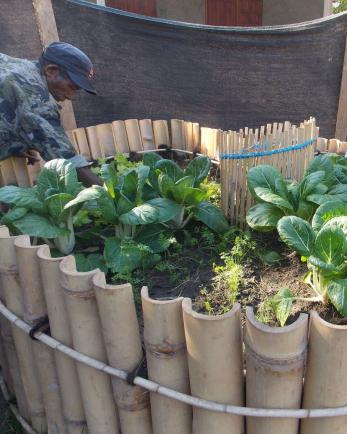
[1, 228, 347, 434]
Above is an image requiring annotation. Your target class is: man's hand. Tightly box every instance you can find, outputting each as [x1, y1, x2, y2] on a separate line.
[76, 166, 102, 187]
[20, 150, 41, 165]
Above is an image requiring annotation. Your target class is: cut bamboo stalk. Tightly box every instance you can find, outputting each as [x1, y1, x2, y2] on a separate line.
[86, 125, 104, 159]
[338, 141, 347, 154]
[125, 119, 143, 152]
[153, 120, 170, 148]
[328, 138, 339, 153]
[141, 287, 192, 434]
[0, 159, 17, 185]
[184, 122, 193, 152]
[245, 307, 308, 434]
[37, 245, 88, 434]
[96, 123, 116, 156]
[182, 299, 244, 434]
[171, 119, 186, 150]
[11, 158, 31, 187]
[112, 120, 130, 154]
[0, 331, 13, 397]
[93, 272, 152, 434]
[72, 128, 91, 160]
[200, 127, 209, 156]
[60, 256, 120, 434]
[301, 312, 347, 434]
[0, 230, 45, 431]
[14, 236, 66, 434]
[192, 123, 200, 153]
[139, 119, 155, 151]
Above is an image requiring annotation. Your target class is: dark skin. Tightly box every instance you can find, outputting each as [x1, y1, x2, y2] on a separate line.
[30, 64, 102, 187]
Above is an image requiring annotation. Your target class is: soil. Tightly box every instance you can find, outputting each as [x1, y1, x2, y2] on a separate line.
[124, 228, 347, 328]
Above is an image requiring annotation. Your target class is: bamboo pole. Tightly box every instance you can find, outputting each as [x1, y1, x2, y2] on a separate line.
[328, 138, 339, 153]
[93, 272, 152, 434]
[96, 123, 116, 156]
[60, 256, 120, 434]
[0, 159, 17, 186]
[37, 245, 88, 434]
[112, 120, 130, 153]
[141, 287, 192, 434]
[139, 119, 155, 151]
[245, 307, 308, 434]
[72, 128, 92, 160]
[153, 120, 170, 148]
[184, 122, 194, 152]
[14, 236, 66, 434]
[171, 119, 186, 150]
[125, 119, 143, 152]
[301, 312, 347, 434]
[0, 230, 45, 431]
[11, 157, 31, 187]
[192, 123, 200, 153]
[4, 298, 347, 420]
[182, 299, 244, 434]
[338, 141, 347, 154]
[0, 330, 13, 397]
[86, 126, 104, 159]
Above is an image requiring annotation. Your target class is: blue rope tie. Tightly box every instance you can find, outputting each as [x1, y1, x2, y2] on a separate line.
[220, 138, 316, 160]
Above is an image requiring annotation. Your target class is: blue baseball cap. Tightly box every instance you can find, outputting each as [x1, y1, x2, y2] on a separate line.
[42, 42, 96, 95]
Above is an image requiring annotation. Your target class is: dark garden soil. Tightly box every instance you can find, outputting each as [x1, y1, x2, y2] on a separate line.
[123, 228, 347, 328]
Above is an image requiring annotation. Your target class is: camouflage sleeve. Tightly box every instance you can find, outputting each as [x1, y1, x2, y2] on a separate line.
[6, 78, 88, 165]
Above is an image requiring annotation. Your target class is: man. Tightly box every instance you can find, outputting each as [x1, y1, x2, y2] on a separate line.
[0, 41, 101, 186]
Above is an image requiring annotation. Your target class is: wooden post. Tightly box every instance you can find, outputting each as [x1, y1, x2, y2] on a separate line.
[32, 0, 77, 132]
[335, 33, 347, 141]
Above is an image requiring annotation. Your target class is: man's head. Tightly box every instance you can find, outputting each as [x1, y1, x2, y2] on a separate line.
[41, 42, 96, 102]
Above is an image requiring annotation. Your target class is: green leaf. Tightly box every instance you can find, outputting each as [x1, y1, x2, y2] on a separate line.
[192, 201, 229, 234]
[253, 187, 294, 211]
[270, 288, 294, 327]
[45, 193, 75, 220]
[13, 213, 68, 238]
[100, 162, 118, 198]
[143, 152, 163, 168]
[328, 184, 347, 195]
[135, 224, 174, 253]
[75, 253, 108, 274]
[277, 216, 315, 257]
[306, 155, 335, 187]
[104, 237, 160, 273]
[296, 200, 316, 221]
[65, 186, 117, 224]
[158, 174, 175, 198]
[298, 171, 326, 199]
[247, 165, 288, 201]
[324, 216, 347, 236]
[258, 250, 282, 265]
[185, 156, 211, 187]
[0, 186, 44, 213]
[1, 207, 28, 225]
[327, 279, 347, 316]
[155, 159, 185, 182]
[314, 225, 347, 266]
[38, 159, 81, 198]
[312, 202, 347, 232]
[246, 203, 285, 231]
[116, 193, 134, 216]
[119, 198, 181, 225]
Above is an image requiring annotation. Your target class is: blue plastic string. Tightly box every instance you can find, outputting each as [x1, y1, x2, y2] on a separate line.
[220, 138, 316, 160]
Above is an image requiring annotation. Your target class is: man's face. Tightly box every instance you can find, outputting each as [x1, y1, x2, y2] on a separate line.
[44, 65, 80, 102]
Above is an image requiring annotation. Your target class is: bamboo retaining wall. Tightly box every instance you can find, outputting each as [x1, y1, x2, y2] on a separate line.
[1, 228, 347, 434]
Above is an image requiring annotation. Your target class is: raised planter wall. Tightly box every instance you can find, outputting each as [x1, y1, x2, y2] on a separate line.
[1, 230, 347, 433]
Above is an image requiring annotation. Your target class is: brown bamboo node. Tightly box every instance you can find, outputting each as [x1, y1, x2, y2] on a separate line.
[60, 285, 95, 300]
[0, 265, 18, 275]
[144, 339, 186, 359]
[116, 389, 150, 412]
[244, 334, 307, 372]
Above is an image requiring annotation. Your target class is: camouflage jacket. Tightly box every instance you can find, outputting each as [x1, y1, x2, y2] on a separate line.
[0, 53, 87, 167]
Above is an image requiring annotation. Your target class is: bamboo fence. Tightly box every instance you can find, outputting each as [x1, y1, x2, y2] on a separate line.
[1, 230, 347, 434]
[2, 117, 341, 226]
